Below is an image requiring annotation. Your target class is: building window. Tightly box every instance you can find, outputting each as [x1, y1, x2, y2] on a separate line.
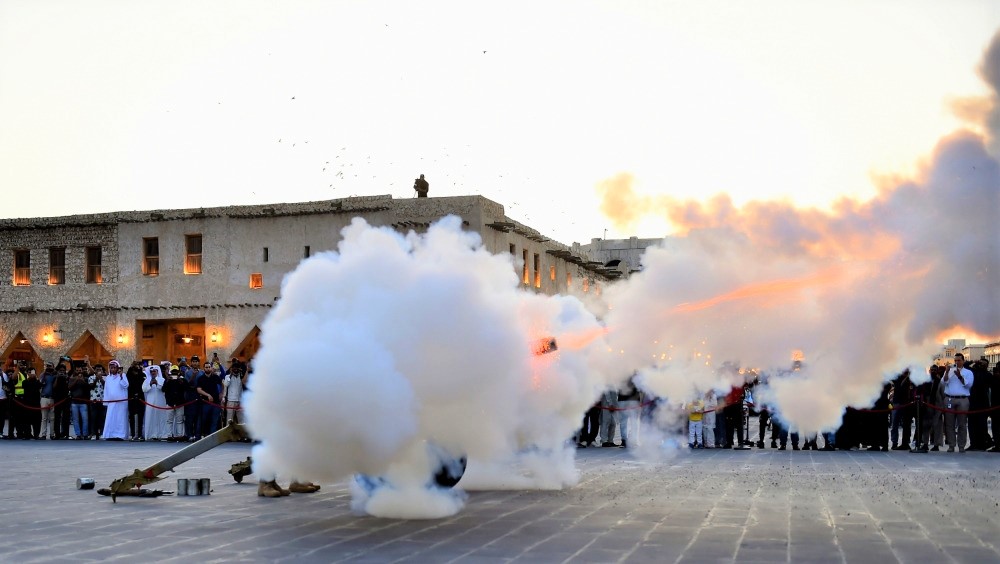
[533, 253, 541, 288]
[13, 250, 30, 286]
[143, 237, 159, 276]
[249, 273, 263, 289]
[522, 250, 529, 285]
[85, 246, 102, 284]
[582, 277, 590, 293]
[509, 244, 516, 255]
[263, 247, 269, 262]
[550, 265, 556, 282]
[566, 272, 572, 290]
[48, 247, 65, 285]
[304, 246, 311, 259]
[184, 234, 202, 274]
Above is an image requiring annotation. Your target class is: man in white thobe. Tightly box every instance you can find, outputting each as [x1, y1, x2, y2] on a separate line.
[102, 360, 130, 440]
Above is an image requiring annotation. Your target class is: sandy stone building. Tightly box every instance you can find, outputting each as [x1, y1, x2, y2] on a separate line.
[0, 195, 616, 371]
[575, 235, 666, 276]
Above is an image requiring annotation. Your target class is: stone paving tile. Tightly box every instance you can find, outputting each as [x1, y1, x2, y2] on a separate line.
[3, 440, 1000, 562]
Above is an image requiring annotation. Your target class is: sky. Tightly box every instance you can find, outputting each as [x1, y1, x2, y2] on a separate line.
[1, 1, 997, 247]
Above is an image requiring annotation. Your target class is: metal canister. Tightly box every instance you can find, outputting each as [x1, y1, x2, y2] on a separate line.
[177, 478, 189, 495]
[187, 479, 201, 496]
[199, 478, 211, 495]
[76, 478, 95, 490]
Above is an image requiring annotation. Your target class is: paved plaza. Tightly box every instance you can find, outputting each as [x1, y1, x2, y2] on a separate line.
[1, 440, 999, 563]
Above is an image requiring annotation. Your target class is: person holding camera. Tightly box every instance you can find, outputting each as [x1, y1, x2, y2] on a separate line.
[142, 365, 169, 440]
[88, 365, 106, 439]
[942, 353, 974, 452]
[101, 360, 129, 441]
[222, 365, 246, 426]
[68, 363, 93, 439]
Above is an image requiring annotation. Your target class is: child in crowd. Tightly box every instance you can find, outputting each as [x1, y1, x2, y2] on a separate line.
[687, 397, 705, 448]
[702, 390, 717, 448]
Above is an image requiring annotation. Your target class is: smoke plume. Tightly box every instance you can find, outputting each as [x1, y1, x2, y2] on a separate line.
[244, 216, 609, 518]
[596, 34, 1000, 432]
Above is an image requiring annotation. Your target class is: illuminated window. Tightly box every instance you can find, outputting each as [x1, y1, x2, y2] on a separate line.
[249, 273, 263, 289]
[550, 265, 556, 282]
[143, 237, 159, 276]
[582, 277, 590, 293]
[184, 234, 202, 274]
[522, 250, 529, 285]
[85, 246, 102, 284]
[48, 247, 65, 285]
[533, 253, 541, 288]
[566, 272, 572, 290]
[13, 250, 30, 286]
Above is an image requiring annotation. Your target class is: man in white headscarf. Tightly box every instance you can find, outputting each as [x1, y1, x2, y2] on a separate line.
[102, 360, 130, 440]
[142, 365, 170, 440]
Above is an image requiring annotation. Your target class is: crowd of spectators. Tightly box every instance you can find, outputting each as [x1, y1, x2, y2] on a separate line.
[578, 354, 1000, 454]
[0, 354, 249, 442]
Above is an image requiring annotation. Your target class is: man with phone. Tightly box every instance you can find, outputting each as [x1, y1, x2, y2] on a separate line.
[942, 353, 974, 452]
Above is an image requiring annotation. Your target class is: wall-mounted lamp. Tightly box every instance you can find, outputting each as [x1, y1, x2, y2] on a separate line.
[117, 333, 125, 345]
[210, 331, 220, 343]
[19, 339, 27, 345]
[181, 335, 193, 344]
[42, 333, 53, 343]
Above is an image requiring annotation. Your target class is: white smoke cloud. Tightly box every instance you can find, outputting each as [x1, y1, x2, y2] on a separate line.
[244, 216, 611, 518]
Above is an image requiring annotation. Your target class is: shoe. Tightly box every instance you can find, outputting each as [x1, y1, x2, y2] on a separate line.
[577, 442, 587, 449]
[792, 445, 800, 451]
[697, 444, 705, 449]
[257, 481, 285, 498]
[289, 481, 321, 494]
[770, 441, 777, 448]
[822, 445, 835, 451]
[689, 443, 695, 449]
[947, 446, 955, 452]
[778, 445, 786, 451]
[958, 447, 965, 453]
[756, 441, 764, 448]
[620, 440, 627, 448]
[601, 442, 614, 448]
[988, 447, 1000, 453]
[930, 446, 940, 452]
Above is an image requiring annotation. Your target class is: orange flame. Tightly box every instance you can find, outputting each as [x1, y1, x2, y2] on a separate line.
[672, 268, 842, 313]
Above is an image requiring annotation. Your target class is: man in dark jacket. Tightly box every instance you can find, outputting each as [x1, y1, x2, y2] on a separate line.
[162, 365, 188, 441]
[126, 361, 146, 441]
[967, 358, 992, 450]
[68, 365, 92, 439]
[20, 368, 42, 439]
[52, 364, 70, 439]
[890, 369, 916, 450]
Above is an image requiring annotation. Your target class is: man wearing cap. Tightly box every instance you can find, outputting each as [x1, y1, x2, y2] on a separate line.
[181, 357, 202, 441]
[162, 364, 186, 441]
[102, 360, 130, 440]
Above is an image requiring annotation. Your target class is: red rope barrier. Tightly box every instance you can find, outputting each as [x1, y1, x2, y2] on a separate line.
[851, 400, 919, 414]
